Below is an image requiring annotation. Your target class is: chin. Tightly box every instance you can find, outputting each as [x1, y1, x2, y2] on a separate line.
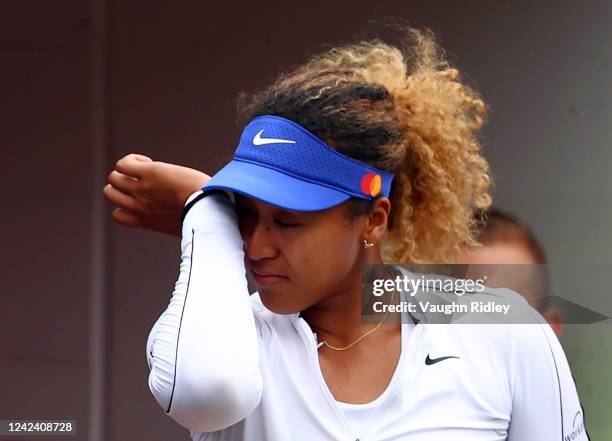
[258, 288, 302, 315]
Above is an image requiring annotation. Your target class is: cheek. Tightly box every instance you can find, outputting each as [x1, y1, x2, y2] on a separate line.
[291, 228, 360, 287]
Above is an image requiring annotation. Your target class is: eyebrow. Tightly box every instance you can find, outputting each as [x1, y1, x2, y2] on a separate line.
[274, 209, 305, 218]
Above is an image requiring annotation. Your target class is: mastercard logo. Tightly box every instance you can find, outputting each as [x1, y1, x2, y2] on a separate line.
[360, 173, 382, 197]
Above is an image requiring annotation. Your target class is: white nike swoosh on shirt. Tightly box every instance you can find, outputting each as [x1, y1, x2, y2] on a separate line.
[253, 130, 296, 145]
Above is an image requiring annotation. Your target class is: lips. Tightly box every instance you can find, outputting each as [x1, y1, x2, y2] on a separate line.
[250, 268, 286, 278]
[248, 267, 288, 285]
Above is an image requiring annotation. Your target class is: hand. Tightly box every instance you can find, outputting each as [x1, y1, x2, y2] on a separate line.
[103, 154, 210, 236]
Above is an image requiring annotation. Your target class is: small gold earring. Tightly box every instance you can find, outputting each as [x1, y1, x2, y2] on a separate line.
[363, 239, 375, 249]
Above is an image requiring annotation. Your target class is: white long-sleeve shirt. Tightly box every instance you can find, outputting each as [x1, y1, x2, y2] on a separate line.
[146, 191, 589, 441]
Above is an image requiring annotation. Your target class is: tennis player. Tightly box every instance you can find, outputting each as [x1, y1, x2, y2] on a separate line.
[104, 29, 589, 440]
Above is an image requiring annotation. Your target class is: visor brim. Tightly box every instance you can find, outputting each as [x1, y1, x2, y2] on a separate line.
[203, 160, 351, 211]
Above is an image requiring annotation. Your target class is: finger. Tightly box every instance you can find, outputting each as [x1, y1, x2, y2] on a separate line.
[133, 154, 153, 163]
[103, 184, 137, 210]
[115, 154, 150, 178]
[108, 170, 138, 194]
[111, 208, 144, 228]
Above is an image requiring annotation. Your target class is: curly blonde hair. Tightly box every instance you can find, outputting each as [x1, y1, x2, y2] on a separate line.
[237, 28, 492, 263]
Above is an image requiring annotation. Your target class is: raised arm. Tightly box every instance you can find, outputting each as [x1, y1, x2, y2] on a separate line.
[103, 155, 263, 432]
[146, 191, 263, 432]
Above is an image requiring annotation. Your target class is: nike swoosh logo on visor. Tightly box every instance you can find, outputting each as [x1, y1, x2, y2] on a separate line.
[253, 130, 296, 145]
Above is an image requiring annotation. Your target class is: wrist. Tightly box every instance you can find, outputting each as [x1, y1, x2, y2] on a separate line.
[176, 168, 210, 206]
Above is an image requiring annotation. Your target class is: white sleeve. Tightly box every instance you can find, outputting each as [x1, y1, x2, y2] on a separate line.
[508, 322, 589, 441]
[145, 191, 263, 433]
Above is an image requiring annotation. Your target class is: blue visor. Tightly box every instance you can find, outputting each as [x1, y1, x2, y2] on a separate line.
[203, 115, 395, 211]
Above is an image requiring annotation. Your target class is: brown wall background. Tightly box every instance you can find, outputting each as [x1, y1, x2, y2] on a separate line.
[1, 1, 611, 440]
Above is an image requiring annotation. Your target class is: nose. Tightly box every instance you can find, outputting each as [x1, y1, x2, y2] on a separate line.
[243, 222, 278, 261]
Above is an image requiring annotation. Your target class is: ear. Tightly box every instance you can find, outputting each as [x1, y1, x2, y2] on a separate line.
[543, 306, 563, 337]
[364, 197, 391, 243]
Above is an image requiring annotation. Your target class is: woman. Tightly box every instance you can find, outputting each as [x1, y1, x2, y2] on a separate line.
[104, 29, 588, 440]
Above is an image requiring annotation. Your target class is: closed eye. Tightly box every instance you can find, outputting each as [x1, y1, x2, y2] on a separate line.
[275, 219, 301, 228]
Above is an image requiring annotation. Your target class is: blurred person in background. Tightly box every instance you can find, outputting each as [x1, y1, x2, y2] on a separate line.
[456, 208, 563, 337]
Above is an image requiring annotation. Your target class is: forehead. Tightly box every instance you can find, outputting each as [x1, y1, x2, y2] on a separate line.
[234, 193, 347, 218]
[235, 193, 298, 213]
[462, 241, 536, 265]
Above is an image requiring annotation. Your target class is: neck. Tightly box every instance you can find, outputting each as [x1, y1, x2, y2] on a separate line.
[299, 250, 399, 348]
